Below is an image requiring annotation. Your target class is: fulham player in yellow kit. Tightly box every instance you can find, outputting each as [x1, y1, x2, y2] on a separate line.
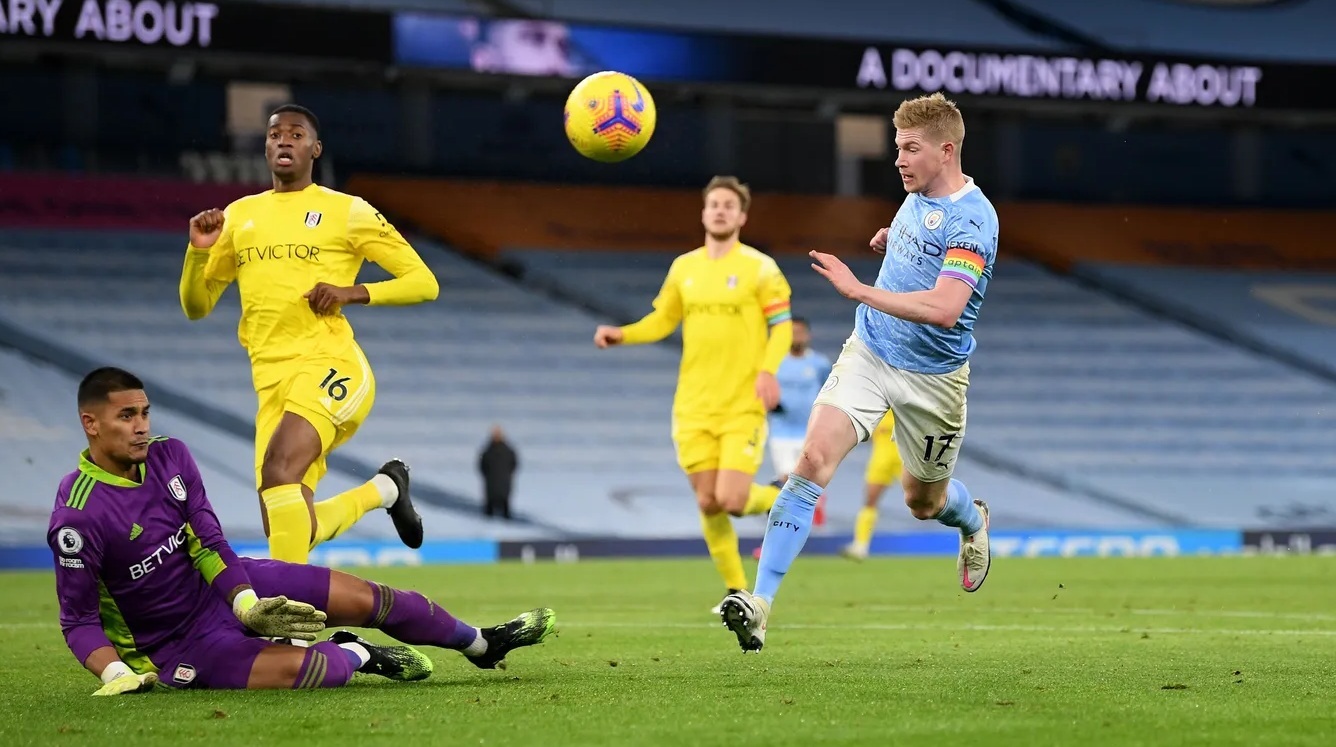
[180, 105, 440, 565]
[594, 176, 792, 611]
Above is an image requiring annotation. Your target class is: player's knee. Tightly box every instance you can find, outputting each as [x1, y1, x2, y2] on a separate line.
[260, 449, 309, 488]
[905, 494, 938, 520]
[248, 645, 313, 689]
[795, 444, 837, 483]
[326, 574, 377, 625]
[902, 480, 943, 520]
[279, 651, 307, 684]
[695, 490, 721, 514]
[719, 490, 749, 517]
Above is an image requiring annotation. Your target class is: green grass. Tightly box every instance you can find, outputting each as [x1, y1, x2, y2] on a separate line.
[5, 555, 1336, 746]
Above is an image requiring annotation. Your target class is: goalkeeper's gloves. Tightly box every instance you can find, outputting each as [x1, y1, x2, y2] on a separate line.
[92, 662, 158, 696]
[233, 590, 327, 640]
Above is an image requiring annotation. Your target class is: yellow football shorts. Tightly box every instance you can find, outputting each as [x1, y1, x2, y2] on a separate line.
[253, 343, 376, 490]
[672, 412, 768, 476]
[864, 413, 904, 486]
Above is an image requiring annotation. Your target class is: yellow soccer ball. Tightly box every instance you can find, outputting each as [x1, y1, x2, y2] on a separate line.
[564, 71, 657, 163]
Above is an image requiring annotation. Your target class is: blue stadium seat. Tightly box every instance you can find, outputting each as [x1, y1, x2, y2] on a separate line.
[504, 248, 1336, 530]
[16, 229, 1329, 536]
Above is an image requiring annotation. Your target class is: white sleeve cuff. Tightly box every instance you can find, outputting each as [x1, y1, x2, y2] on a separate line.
[232, 588, 259, 617]
[100, 661, 133, 684]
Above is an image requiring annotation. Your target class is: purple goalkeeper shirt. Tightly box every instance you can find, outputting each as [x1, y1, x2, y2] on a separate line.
[48, 437, 252, 674]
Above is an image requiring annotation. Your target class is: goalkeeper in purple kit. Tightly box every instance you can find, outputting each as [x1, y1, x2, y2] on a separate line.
[51, 367, 556, 694]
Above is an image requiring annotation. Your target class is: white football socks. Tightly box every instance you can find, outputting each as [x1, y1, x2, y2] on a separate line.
[371, 473, 399, 509]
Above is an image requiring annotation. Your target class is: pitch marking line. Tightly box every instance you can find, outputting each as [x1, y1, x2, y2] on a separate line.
[567, 621, 1336, 636]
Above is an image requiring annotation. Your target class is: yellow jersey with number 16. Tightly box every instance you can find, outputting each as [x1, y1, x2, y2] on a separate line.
[179, 184, 438, 390]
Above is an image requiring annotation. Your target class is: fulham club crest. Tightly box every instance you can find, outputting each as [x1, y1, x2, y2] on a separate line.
[304, 211, 323, 228]
[173, 664, 197, 685]
[168, 475, 188, 502]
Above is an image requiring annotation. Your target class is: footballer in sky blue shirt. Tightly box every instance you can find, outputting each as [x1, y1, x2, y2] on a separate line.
[768, 317, 832, 476]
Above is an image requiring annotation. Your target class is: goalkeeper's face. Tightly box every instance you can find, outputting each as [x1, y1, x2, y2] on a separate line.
[82, 389, 152, 466]
[265, 112, 322, 181]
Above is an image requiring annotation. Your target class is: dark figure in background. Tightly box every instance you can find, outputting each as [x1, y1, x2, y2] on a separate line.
[479, 426, 518, 520]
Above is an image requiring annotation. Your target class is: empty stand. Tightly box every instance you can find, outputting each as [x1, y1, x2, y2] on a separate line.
[11, 220, 1330, 536]
[505, 247, 1336, 529]
[0, 346, 355, 543]
[0, 230, 570, 540]
[1080, 264, 1336, 375]
[0, 227, 1161, 542]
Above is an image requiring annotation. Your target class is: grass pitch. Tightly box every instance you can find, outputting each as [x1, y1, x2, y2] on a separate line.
[4, 555, 1334, 746]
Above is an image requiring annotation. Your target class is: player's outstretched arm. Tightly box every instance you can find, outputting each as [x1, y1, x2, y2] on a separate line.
[601, 306, 680, 347]
[181, 208, 236, 320]
[599, 260, 684, 347]
[593, 324, 625, 348]
[346, 197, 440, 309]
[809, 250, 970, 328]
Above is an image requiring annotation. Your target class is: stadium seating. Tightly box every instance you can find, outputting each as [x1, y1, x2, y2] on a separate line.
[10, 220, 1334, 538]
[0, 346, 353, 543]
[1, 227, 1170, 543]
[1078, 264, 1336, 375]
[0, 229, 597, 540]
[505, 248, 1336, 530]
[0, 338, 538, 545]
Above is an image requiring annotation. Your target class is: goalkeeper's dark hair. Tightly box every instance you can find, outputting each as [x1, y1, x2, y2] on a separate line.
[78, 367, 145, 408]
[792, 315, 810, 329]
[270, 104, 320, 138]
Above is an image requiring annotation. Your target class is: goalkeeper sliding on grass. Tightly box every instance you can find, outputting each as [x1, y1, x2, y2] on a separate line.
[50, 367, 556, 695]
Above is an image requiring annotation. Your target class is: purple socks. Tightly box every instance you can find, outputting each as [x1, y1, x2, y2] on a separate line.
[365, 582, 478, 651]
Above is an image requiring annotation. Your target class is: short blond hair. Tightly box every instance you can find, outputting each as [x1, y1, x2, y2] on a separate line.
[892, 93, 965, 148]
[703, 175, 751, 213]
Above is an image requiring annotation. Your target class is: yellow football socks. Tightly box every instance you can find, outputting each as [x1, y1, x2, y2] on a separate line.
[854, 506, 879, 551]
[700, 511, 748, 590]
[312, 481, 383, 547]
[743, 482, 781, 516]
[261, 484, 312, 563]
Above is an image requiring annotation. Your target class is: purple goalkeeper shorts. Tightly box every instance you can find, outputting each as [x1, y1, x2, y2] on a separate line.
[154, 559, 333, 689]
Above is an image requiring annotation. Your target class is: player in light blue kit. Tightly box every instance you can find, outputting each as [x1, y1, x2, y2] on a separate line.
[721, 93, 998, 652]
[767, 317, 833, 483]
[766, 317, 833, 530]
